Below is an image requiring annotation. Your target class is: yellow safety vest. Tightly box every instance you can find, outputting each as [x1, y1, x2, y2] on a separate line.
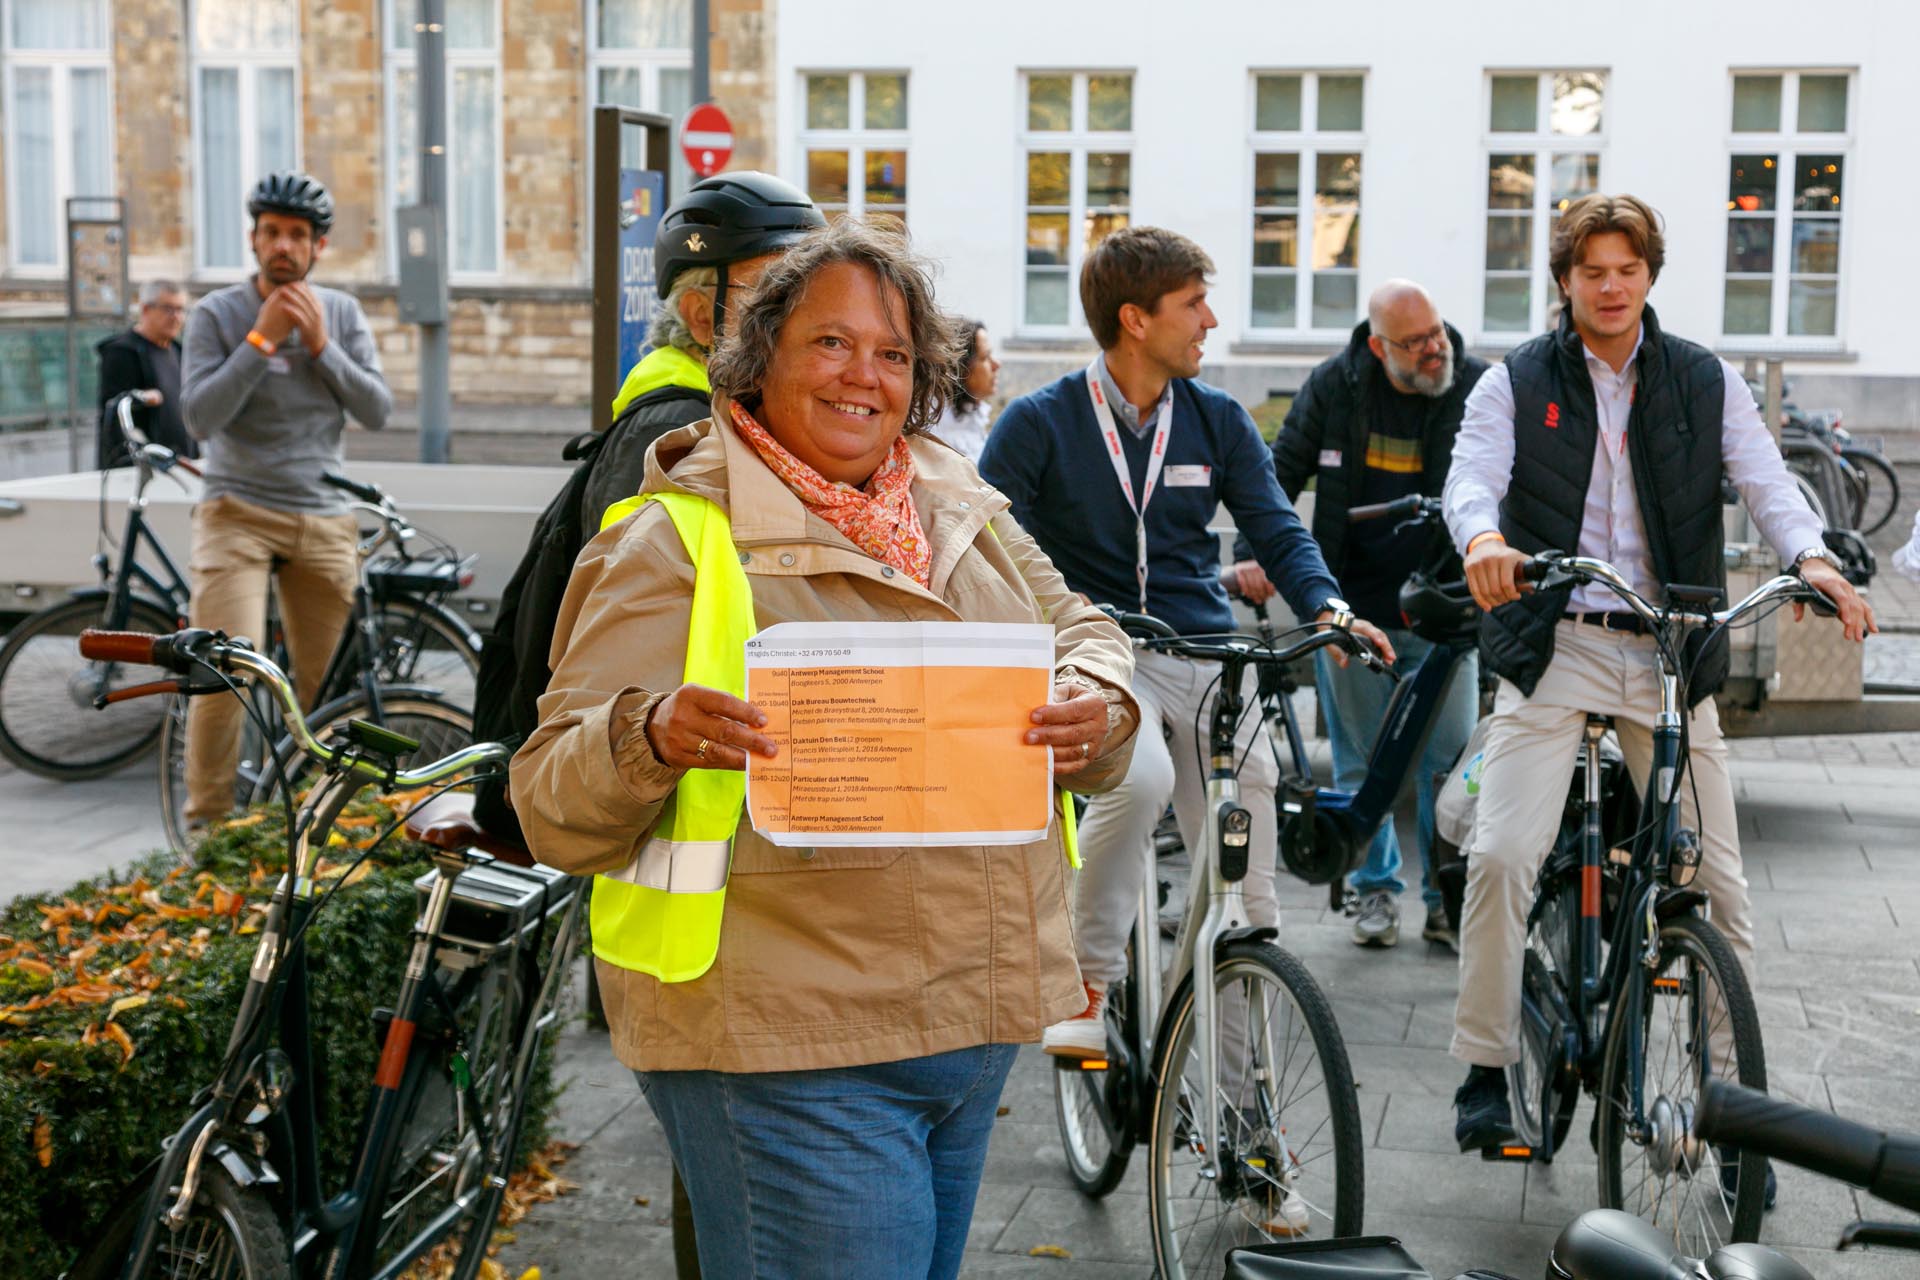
[590, 490, 1080, 985]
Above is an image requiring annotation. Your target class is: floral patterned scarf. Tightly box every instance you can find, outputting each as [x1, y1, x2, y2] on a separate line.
[729, 400, 933, 587]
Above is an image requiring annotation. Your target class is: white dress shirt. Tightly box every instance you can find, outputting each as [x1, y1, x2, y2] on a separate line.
[1443, 328, 1828, 615]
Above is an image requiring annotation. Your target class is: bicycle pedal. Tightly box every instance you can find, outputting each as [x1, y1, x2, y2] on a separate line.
[1480, 1142, 1536, 1163]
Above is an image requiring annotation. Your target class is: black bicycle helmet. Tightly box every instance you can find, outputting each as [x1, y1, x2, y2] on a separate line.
[654, 170, 825, 326]
[247, 171, 335, 236]
[1398, 568, 1481, 645]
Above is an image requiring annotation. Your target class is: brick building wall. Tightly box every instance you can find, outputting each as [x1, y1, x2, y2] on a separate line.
[0, 0, 775, 412]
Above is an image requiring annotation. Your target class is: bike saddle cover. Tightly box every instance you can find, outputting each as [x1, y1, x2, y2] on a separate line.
[1701, 1244, 1816, 1280]
[1547, 1210, 1692, 1280]
[1226, 1235, 1429, 1279]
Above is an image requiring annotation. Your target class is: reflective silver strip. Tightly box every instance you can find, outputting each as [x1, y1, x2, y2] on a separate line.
[602, 837, 732, 893]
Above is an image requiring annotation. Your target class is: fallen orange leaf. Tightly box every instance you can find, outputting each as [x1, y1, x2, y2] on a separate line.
[32, 1116, 51, 1168]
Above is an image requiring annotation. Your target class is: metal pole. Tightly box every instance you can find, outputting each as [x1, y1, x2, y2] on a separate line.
[691, 0, 710, 104]
[416, 0, 452, 463]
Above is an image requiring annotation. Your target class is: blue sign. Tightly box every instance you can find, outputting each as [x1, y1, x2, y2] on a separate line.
[617, 168, 668, 386]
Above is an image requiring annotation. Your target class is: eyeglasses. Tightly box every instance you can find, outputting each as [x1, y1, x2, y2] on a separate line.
[1379, 325, 1447, 355]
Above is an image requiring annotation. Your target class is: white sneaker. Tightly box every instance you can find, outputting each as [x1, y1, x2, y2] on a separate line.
[1239, 1186, 1311, 1236]
[1041, 980, 1109, 1058]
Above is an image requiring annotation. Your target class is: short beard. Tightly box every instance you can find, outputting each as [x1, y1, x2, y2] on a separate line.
[1387, 350, 1455, 398]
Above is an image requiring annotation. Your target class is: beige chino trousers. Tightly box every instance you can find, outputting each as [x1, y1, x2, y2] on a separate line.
[1450, 619, 1755, 1069]
[185, 494, 358, 824]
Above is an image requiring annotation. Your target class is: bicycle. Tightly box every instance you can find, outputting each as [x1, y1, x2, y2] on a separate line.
[1050, 604, 1403, 1277]
[0, 391, 192, 779]
[64, 625, 584, 1280]
[1221, 1078, 1919, 1278]
[154, 471, 483, 854]
[1482, 553, 1839, 1254]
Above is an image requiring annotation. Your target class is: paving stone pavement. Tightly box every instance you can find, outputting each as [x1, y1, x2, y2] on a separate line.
[485, 729, 1919, 1280]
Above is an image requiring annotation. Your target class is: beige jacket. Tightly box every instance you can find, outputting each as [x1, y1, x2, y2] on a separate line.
[510, 409, 1139, 1073]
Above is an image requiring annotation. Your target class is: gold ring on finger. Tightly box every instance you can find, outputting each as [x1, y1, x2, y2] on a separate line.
[695, 737, 711, 760]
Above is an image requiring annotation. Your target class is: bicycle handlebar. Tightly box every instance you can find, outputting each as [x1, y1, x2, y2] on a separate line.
[1696, 1081, 1920, 1215]
[1349, 494, 1441, 524]
[1100, 605, 1386, 673]
[323, 471, 387, 506]
[78, 628, 507, 787]
[1521, 552, 1837, 630]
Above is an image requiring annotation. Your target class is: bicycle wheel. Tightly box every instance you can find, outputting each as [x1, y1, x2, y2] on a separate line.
[1841, 448, 1900, 536]
[351, 949, 533, 1277]
[73, 1161, 290, 1280]
[1508, 869, 1582, 1155]
[0, 595, 178, 779]
[1148, 941, 1364, 1278]
[1596, 914, 1767, 1251]
[368, 599, 480, 710]
[157, 682, 279, 858]
[1786, 464, 1830, 529]
[247, 689, 475, 811]
[1051, 966, 1137, 1197]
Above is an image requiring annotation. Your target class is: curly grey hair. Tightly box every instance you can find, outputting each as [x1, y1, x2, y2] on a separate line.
[706, 218, 963, 435]
[646, 266, 719, 356]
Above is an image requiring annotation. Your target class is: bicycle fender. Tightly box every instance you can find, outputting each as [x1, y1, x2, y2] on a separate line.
[209, 1137, 281, 1191]
[1215, 925, 1279, 954]
[1654, 887, 1709, 920]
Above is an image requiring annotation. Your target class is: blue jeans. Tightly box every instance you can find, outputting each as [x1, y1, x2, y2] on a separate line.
[1315, 628, 1479, 911]
[637, 1043, 1017, 1279]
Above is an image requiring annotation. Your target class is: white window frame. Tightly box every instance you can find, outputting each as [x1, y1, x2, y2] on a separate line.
[586, 1, 693, 198]
[1721, 69, 1853, 350]
[795, 70, 910, 223]
[1479, 70, 1608, 342]
[1016, 69, 1135, 337]
[1, 0, 115, 276]
[382, 0, 504, 281]
[188, 1, 301, 279]
[1245, 70, 1367, 339]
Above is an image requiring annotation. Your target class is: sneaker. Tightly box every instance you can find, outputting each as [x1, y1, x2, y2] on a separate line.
[1042, 980, 1109, 1058]
[1716, 1144, 1779, 1211]
[1231, 1112, 1312, 1237]
[1454, 1065, 1515, 1152]
[1350, 890, 1400, 948]
[1237, 1186, 1311, 1237]
[1421, 902, 1459, 953]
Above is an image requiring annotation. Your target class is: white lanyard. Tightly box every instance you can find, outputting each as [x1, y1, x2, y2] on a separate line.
[1085, 361, 1173, 610]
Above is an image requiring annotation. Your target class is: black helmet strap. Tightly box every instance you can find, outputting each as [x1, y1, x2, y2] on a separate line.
[711, 262, 732, 343]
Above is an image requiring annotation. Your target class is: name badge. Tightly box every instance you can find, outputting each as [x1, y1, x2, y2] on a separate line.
[1163, 464, 1211, 487]
[1318, 449, 1342, 467]
[266, 355, 291, 375]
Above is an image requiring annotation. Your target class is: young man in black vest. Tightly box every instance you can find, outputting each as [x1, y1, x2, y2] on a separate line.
[1442, 196, 1873, 1191]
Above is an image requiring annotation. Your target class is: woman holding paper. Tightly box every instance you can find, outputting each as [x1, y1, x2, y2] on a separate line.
[512, 217, 1139, 1280]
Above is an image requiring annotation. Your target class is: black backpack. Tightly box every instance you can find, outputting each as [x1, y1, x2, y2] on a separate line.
[471, 384, 711, 844]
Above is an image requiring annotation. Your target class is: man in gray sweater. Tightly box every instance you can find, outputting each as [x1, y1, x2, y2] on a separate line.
[180, 171, 392, 832]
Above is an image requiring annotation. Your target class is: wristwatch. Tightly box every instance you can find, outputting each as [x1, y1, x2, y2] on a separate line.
[1318, 596, 1354, 629]
[1791, 546, 1831, 571]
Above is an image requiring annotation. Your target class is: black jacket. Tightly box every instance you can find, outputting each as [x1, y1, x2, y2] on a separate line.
[470, 380, 711, 845]
[95, 329, 195, 468]
[1246, 320, 1487, 580]
[1485, 305, 1731, 702]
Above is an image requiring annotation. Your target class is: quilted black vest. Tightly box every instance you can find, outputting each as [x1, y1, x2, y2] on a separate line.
[1482, 305, 1731, 705]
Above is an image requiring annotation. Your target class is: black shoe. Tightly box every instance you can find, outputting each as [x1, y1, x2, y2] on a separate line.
[1421, 902, 1459, 953]
[1454, 1065, 1515, 1152]
[1717, 1144, 1779, 1211]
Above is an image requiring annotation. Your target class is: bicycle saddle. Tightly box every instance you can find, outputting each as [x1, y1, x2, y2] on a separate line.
[1548, 1211, 1691, 1280]
[404, 791, 536, 868]
[1226, 1235, 1429, 1278]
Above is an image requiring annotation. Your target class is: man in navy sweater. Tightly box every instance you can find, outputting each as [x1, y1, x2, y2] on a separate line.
[980, 226, 1393, 1067]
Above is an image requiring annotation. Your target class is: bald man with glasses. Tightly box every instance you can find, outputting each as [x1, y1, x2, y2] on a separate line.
[1232, 280, 1489, 950]
[96, 280, 196, 469]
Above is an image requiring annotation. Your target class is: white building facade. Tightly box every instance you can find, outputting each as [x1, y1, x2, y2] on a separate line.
[774, 0, 1915, 418]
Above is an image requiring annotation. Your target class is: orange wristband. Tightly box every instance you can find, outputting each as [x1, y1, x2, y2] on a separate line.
[246, 329, 277, 356]
[1467, 531, 1507, 554]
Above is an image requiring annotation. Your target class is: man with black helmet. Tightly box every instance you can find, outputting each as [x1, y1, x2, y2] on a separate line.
[586, 172, 827, 538]
[179, 170, 391, 834]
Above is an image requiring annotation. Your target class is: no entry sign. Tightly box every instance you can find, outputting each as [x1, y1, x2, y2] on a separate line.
[680, 103, 734, 178]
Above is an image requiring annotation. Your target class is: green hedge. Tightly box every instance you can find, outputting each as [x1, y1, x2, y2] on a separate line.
[0, 797, 563, 1276]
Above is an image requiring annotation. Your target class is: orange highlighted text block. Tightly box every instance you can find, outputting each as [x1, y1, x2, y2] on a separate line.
[745, 622, 1055, 846]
